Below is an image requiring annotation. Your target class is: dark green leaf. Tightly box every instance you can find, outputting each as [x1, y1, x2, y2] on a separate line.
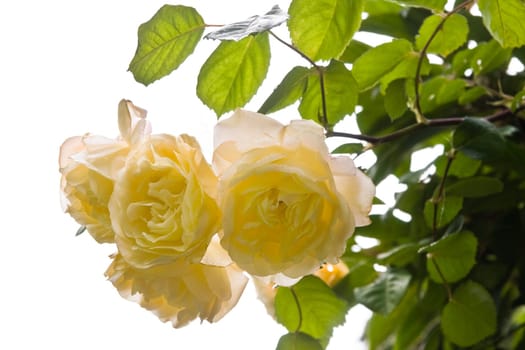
[354, 268, 412, 314]
[420, 231, 478, 283]
[458, 86, 487, 105]
[423, 195, 463, 229]
[478, 0, 525, 48]
[435, 152, 481, 178]
[388, 0, 446, 10]
[197, 33, 270, 117]
[129, 5, 205, 85]
[446, 176, 504, 198]
[416, 14, 469, 57]
[453, 117, 509, 162]
[204, 5, 287, 41]
[384, 79, 408, 120]
[258, 66, 309, 114]
[288, 0, 364, 61]
[441, 281, 497, 346]
[276, 332, 323, 350]
[299, 61, 358, 125]
[332, 143, 364, 154]
[275, 276, 348, 342]
[352, 39, 413, 91]
[338, 40, 371, 63]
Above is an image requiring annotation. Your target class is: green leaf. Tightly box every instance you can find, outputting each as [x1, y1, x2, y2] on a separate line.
[384, 80, 408, 120]
[478, 0, 525, 48]
[470, 40, 512, 75]
[435, 152, 481, 178]
[388, 0, 446, 10]
[420, 231, 478, 283]
[354, 268, 412, 314]
[204, 5, 287, 41]
[299, 60, 358, 125]
[128, 5, 205, 85]
[288, 0, 365, 61]
[352, 39, 413, 91]
[197, 33, 270, 117]
[338, 40, 371, 63]
[258, 66, 309, 114]
[424, 195, 463, 229]
[379, 51, 430, 93]
[276, 333, 323, 350]
[332, 143, 364, 154]
[446, 177, 504, 198]
[458, 86, 487, 105]
[275, 276, 348, 342]
[419, 77, 466, 113]
[416, 14, 469, 57]
[441, 281, 497, 346]
[453, 117, 509, 162]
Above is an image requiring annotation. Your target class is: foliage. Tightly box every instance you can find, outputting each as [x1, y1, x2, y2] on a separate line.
[125, 0, 525, 348]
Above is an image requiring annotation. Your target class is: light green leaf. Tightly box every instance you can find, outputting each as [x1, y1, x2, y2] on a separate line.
[458, 86, 487, 105]
[258, 66, 309, 114]
[419, 77, 466, 113]
[204, 5, 287, 41]
[288, 0, 365, 61]
[129, 5, 205, 85]
[388, 0, 446, 10]
[338, 40, 371, 63]
[332, 143, 364, 154]
[276, 333, 323, 350]
[384, 79, 407, 121]
[441, 281, 497, 346]
[197, 33, 270, 117]
[471, 40, 512, 75]
[424, 195, 463, 229]
[478, 0, 525, 48]
[354, 268, 412, 314]
[299, 60, 358, 125]
[352, 39, 413, 91]
[416, 14, 469, 57]
[420, 231, 478, 283]
[446, 177, 504, 198]
[380, 51, 430, 93]
[275, 276, 348, 342]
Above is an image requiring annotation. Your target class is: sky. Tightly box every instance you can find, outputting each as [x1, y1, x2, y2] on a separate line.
[0, 1, 372, 349]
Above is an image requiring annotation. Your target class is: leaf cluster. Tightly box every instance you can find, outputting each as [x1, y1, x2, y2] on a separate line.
[127, 0, 525, 348]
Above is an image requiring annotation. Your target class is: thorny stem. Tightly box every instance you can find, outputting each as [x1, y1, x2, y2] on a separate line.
[269, 30, 329, 128]
[413, 0, 475, 123]
[326, 107, 517, 144]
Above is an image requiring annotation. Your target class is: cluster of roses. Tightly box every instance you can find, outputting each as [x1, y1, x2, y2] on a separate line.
[59, 99, 375, 327]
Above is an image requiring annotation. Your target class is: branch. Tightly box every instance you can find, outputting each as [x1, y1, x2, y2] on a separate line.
[326, 107, 516, 145]
[413, 0, 475, 123]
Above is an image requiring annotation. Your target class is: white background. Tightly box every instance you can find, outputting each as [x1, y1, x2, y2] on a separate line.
[0, 1, 373, 349]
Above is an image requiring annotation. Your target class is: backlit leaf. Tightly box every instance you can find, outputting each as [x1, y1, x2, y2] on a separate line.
[352, 39, 413, 91]
[258, 66, 309, 114]
[276, 333, 323, 350]
[416, 14, 469, 57]
[288, 0, 365, 61]
[197, 33, 270, 117]
[388, 0, 446, 10]
[478, 0, 525, 48]
[129, 5, 205, 85]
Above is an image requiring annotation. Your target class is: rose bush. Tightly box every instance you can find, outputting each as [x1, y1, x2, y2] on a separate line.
[213, 110, 375, 281]
[59, 100, 150, 243]
[109, 133, 221, 268]
[105, 240, 248, 328]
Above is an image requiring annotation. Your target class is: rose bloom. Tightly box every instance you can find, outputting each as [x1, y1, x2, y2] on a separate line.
[59, 100, 150, 243]
[213, 110, 375, 281]
[105, 240, 248, 328]
[109, 133, 220, 268]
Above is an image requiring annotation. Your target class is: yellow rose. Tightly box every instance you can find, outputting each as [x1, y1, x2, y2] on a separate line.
[105, 242, 248, 328]
[213, 110, 375, 281]
[59, 100, 150, 243]
[109, 133, 220, 268]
